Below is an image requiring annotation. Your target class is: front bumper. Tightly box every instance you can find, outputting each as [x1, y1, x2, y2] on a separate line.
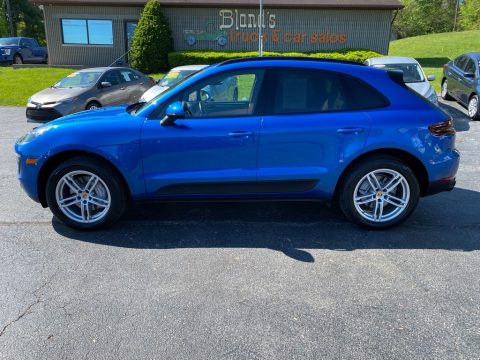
[26, 107, 63, 123]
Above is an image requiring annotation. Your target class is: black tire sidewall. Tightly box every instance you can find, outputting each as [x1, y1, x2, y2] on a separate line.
[45, 157, 126, 230]
[339, 157, 420, 229]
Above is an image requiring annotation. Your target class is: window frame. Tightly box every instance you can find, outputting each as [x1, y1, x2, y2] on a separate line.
[61, 18, 114, 46]
[454, 56, 468, 71]
[264, 67, 390, 116]
[148, 68, 267, 120]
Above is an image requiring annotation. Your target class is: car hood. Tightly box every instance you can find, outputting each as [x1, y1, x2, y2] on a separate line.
[406, 81, 432, 97]
[50, 105, 130, 125]
[140, 84, 169, 102]
[0, 45, 18, 49]
[30, 87, 89, 103]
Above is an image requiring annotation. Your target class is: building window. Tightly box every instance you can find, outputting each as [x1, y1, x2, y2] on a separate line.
[61, 19, 113, 45]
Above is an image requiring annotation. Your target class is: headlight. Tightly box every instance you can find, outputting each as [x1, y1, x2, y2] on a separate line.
[1, 49, 11, 55]
[16, 124, 56, 145]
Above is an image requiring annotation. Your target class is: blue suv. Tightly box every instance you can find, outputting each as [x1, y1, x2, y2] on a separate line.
[15, 57, 460, 230]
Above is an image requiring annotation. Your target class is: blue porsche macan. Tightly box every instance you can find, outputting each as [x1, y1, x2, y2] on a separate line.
[15, 57, 460, 230]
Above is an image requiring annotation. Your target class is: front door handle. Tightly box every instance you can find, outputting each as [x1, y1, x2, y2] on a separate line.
[228, 131, 254, 137]
[337, 127, 365, 134]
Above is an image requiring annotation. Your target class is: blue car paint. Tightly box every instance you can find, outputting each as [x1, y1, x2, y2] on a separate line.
[0, 37, 47, 64]
[15, 59, 459, 206]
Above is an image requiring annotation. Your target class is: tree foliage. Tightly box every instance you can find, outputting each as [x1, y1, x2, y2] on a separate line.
[394, 0, 457, 38]
[129, 0, 173, 73]
[0, 0, 45, 43]
[459, 0, 480, 30]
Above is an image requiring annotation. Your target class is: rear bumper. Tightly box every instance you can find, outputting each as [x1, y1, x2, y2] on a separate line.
[425, 177, 456, 196]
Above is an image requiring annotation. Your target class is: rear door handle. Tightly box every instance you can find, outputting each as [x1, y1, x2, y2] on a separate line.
[228, 131, 254, 137]
[337, 127, 365, 134]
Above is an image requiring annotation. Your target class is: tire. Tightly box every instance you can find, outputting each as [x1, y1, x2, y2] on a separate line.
[467, 95, 480, 120]
[338, 157, 420, 229]
[441, 79, 453, 100]
[86, 101, 101, 110]
[45, 157, 127, 230]
[13, 54, 23, 65]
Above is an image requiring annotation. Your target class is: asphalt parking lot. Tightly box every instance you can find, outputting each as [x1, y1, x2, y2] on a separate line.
[1, 99, 479, 359]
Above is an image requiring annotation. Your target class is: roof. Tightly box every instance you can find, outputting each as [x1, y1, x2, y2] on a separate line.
[366, 56, 420, 65]
[33, 0, 403, 9]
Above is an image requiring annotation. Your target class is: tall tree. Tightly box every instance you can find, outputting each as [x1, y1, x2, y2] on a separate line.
[459, 0, 480, 30]
[129, 0, 173, 73]
[394, 0, 458, 38]
[1, 0, 45, 42]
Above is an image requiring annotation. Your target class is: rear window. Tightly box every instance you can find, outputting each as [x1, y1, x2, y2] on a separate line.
[271, 68, 388, 115]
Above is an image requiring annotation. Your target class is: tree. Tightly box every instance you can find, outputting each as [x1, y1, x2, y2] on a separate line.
[394, 0, 458, 38]
[129, 0, 173, 73]
[459, 0, 480, 30]
[0, 0, 45, 43]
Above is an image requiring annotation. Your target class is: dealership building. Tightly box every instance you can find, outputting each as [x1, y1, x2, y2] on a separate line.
[34, 0, 403, 67]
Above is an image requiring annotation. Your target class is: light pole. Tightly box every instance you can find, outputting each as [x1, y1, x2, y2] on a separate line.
[258, 0, 263, 57]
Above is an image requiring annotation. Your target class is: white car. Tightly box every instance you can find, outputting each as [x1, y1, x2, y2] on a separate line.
[364, 56, 438, 105]
[139, 65, 209, 103]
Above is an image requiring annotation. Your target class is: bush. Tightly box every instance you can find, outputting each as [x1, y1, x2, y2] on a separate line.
[130, 0, 173, 73]
[168, 49, 382, 68]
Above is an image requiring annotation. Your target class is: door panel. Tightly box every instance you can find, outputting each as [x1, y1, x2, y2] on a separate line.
[141, 117, 260, 196]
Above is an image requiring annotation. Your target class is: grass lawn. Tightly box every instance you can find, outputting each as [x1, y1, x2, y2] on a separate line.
[0, 67, 166, 107]
[389, 30, 480, 93]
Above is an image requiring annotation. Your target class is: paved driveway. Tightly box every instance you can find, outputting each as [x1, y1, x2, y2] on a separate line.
[0, 101, 479, 359]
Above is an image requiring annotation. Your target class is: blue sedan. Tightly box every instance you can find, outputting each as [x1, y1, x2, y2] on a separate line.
[15, 57, 460, 230]
[441, 52, 480, 120]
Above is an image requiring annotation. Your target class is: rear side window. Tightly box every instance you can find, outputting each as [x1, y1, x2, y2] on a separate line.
[270, 68, 387, 115]
[464, 58, 476, 74]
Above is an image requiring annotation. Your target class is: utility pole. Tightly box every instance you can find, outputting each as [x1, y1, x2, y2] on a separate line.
[258, 0, 263, 57]
[453, 0, 460, 32]
[5, 0, 15, 36]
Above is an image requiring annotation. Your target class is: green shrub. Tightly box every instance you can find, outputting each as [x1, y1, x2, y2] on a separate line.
[168, 49, 382, 68]
[130, 0, 173, 73]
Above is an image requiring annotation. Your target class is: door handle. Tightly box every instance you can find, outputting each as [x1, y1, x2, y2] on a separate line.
[337, 127, 365, 134]
[228, 131, 254, 137]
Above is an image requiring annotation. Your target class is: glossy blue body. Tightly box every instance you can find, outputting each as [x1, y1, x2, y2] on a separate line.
[15, 59, 460, 206]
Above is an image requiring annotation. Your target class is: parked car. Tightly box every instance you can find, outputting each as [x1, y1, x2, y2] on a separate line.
[441, 52, 480, 120]
[26, 67, 155, 123]
[364, 56, 438, 105]
[15, 57, 459, 230]
[140, 65, 208, 103]
[0, 37, 48, 65]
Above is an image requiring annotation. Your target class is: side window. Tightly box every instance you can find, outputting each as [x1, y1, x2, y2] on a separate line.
[180, 70, 264, 118]
[271, 69, 387, 115]
[464, 58, 476, 74]
[120, 70, 140, 83]
[20, 39, 29, 48]
[101, 70, 121, 86]
[454, 56, 467, 71]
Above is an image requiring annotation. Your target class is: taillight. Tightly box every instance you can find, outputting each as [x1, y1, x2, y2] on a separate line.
[429, 119, 455, 136]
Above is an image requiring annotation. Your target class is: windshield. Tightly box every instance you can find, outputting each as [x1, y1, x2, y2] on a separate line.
[158, 70, 196, 87]
[0, 38, 19, 46]
[53, 71, 102, 88]
[373, 63, 425, 83]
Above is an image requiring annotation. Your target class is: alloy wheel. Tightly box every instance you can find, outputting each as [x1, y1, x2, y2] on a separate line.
[55, 170, 111, 224]
[468, 96, 478, 118]
[353, 169, 410, 223]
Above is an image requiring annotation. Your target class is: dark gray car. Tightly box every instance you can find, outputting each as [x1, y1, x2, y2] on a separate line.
[26, 67, 155, 123]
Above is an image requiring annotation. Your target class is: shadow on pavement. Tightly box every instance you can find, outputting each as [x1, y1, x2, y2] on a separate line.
[53, 187, 480, 262]
[438, 100, 470, 132]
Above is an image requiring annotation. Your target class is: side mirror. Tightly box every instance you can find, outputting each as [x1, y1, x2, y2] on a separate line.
[100, 81, 112, 88]
[161, 101, 185, 126]
[427, 75, 436, 81]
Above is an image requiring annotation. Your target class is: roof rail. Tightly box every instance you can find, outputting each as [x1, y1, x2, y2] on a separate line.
[218, 56, 365, 67]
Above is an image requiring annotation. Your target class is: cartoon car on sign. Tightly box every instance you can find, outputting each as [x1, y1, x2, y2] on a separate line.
[184, 22, 228, 47]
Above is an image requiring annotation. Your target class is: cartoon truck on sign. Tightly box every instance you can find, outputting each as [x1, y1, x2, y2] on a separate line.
[183, 22, 228, 47]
